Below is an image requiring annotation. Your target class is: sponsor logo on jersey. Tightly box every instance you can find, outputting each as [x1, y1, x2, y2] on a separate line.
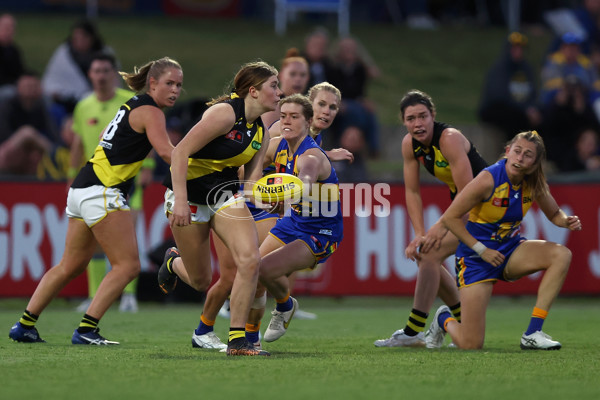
[225, 130, 243, 143]
[492, 197, 510, 207]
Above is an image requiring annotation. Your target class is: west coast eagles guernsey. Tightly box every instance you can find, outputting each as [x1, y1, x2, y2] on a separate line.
[246, 131, 323, 219]
[456, 158, 533, 259]
[412, 121, 487, 198]
[71, 93, 157, 194]
[273, 135, 343, 232]
[163, 96, 264, 205]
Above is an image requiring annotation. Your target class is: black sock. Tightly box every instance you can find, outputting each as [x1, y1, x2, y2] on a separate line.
[404, 309, 428, 336]
[77, 314, 99, 334]
[19, 309, 39, 328]
[228, 327, 245, 344]
[449, 303, 461, 322]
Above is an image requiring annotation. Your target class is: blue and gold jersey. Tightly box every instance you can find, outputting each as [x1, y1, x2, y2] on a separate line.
[247, 131, 324, 219]
[457, 158, 533, 258]
[273, 135, 342, 231]
[72, 94, 157, 194]
[164, 97, 264, 205]
[412, 121, 487, 199]
[312, 133, 323, 147]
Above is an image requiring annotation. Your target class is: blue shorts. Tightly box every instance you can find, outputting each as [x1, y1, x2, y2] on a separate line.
[247, 201, 278, 222]
[269, 216, 342, 266]
[455, 237, 524, 288]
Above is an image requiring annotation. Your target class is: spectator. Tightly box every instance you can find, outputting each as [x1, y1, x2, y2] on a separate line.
[260, 48, 309, 129]
[42, 19, 115, 127]
[539, 32, 600, 167]
[328, 36, 381, 158]
[68, 52, 133, 176]
[561, 126, 600, 171]
[478, 32, 542, 142]
[0, 13, 25, 101]
[332, 126, 369, 182]
[545, 0, 600, 56]
[540, 32, 600, 109]
[301, 28, 334, 87]
[0, 71, 58, 176]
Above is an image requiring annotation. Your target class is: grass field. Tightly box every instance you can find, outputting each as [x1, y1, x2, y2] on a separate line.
[1, 296, 599, 400]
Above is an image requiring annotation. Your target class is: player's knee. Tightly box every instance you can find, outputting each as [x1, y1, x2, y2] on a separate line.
[188, 274, 211, 292]
[129, 266, 141, 282]
[460, 340, 484, 350]
[416, 258, 438, 272]
[553, 244, 572, 273]
[235, 251, 260, 277]
[457, 335, 484, 350]
[114, 261, 141, 283]
[55, 262, 85, 282]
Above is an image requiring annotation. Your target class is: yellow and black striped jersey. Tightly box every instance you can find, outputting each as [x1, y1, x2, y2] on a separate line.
[71, 94, 157, 193]
[412, 121, 487, 199]
[163, 96, 265, 205]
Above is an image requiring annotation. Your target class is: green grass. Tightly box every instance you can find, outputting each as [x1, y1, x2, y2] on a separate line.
[13, 13, 553, 126]
[1, 296, 599, 400]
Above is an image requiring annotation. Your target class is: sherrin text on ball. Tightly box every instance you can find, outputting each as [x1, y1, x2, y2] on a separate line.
[252, 172, 304, 203]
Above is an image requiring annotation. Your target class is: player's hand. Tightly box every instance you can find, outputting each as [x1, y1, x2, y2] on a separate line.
[268, 201, 285, 215]
[481, 248, 504, 267]
[170, 201, 191, 227]
[566, 215, 582, 231]
[327, 148, 354, 163]
[405, 236, 425, 261]
[420, 222, 448, 254]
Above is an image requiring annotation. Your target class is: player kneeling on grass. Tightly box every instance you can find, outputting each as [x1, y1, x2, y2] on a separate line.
[426, 131, 582, 350]
[257, 94, 343, 342]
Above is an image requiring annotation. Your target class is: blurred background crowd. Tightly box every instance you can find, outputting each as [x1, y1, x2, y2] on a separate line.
[1, 0, 600, 184]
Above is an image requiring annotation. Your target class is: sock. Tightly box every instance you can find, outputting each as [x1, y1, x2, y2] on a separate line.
[19, 310, 38, 328]
[245, 322, 261, 344]
[195, 314, 215, 335]
[404, 309, 428, 336]
[525, 307, 548, 335]
[88, 256, 106, 298]
[228, 327, 245, 344]
[77, 314, 99, 334]
[437, 310, 455, 332]
[449, 302, 461, 322]
[275, 293, 293, 312]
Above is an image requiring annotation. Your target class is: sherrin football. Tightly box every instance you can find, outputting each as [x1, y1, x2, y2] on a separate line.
[252, 173, 303, 203]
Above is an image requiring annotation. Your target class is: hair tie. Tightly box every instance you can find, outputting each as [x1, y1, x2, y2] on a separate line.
[231, 92, 239, 99]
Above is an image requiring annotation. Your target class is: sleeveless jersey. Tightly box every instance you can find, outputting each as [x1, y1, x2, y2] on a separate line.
[312, 133, 323, 147]
[71, 93, 157, 193]
[273, 135, 342, 231]
[412, 121, 487, 198]
[456, 158, 534, 258]
[246, 131, 323, 218]
[163, 96, 264, 205]
[72, 88, 134, 159]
